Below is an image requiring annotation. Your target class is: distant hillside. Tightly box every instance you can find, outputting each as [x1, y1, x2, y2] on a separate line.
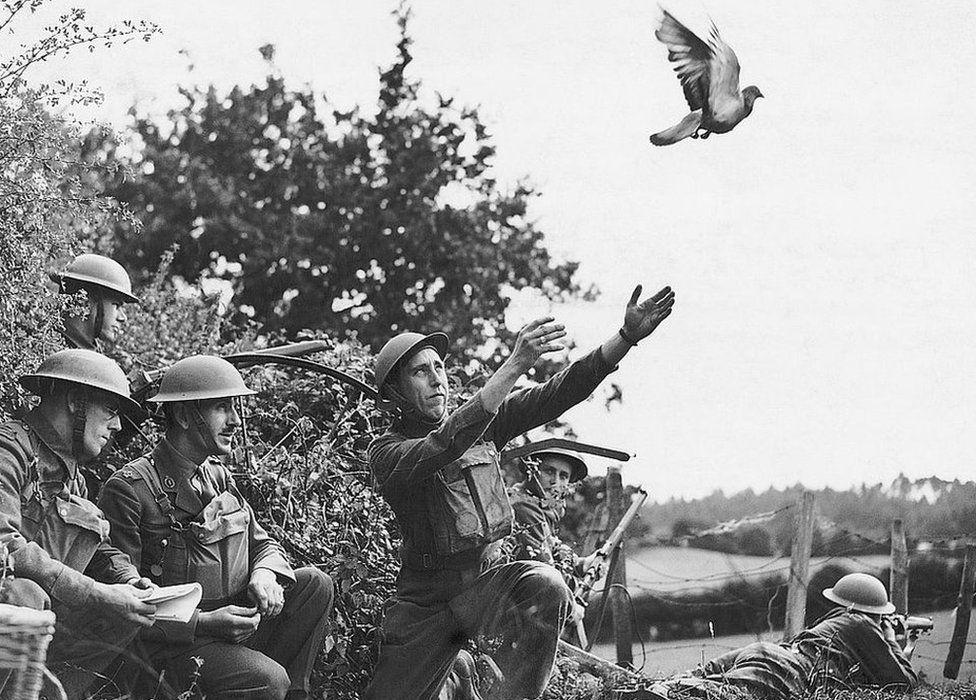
[639, 474, 976, 550]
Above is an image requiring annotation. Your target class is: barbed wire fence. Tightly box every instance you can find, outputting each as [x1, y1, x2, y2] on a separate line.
[577, 488, 976, 680]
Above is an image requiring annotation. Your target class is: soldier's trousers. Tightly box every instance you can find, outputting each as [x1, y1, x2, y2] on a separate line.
[146, 567, 333, 700]
[365, 560, 572, 700]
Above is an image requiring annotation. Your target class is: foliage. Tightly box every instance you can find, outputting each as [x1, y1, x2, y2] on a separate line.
[83, 7, 590, 370]
[0, 1, 157, 419]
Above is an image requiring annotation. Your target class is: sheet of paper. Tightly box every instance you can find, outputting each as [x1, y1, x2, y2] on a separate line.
[142, 582, 202, 623]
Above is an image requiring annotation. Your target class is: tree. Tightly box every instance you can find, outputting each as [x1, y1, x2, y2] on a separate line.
[0, 0, 157, 417]
[86, 8, 590, 369]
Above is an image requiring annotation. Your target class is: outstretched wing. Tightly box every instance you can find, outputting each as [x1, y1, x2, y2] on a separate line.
[655, 10, 713, 112]
[706, 20, 743, 113]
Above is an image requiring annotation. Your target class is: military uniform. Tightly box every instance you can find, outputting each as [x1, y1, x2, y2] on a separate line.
[98, 438, 333, 699]
[647, 608, 918, 699]
[366, 347, 615, 700]
[0, 410, 143, 696]
[504, 485, 580, 589]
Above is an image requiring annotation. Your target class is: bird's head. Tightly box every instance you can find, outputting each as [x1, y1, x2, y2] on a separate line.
[743, 86, 764, 108]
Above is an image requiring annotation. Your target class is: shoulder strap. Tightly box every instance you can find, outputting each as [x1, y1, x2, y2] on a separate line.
[127, 456, 185, 533]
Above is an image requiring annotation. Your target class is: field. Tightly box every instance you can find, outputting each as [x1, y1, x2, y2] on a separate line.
[592, 609, 973, 682]
[587, 546, 974, 694]
[623, 546, 890, 593]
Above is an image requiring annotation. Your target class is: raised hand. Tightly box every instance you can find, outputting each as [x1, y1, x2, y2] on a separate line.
[508, 317, 567, 372]
[622, 285, 675, 343]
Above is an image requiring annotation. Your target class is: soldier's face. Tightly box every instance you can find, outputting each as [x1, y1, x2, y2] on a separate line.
[193, 398, 241, 456]
[396, 347, 448, 421]
[539, 455, 574, 498]
[80, 393, 122, 459]
[96, 296, 127, 343]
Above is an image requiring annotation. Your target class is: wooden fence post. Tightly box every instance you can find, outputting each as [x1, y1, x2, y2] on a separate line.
[782, 491, 815, 642]
[890, 519, 909, 616]
[944, 543, 976, 679]
[606, 465, 633, 667]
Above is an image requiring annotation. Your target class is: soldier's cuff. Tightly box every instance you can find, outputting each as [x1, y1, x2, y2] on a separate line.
[48, 562, 95, 607]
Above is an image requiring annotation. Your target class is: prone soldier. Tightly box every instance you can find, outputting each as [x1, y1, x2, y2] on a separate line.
[638, 573, 918, 699]
[365, 284, 675, 700]
[0, 349, 157, 697]
[98, 355, 334, 700]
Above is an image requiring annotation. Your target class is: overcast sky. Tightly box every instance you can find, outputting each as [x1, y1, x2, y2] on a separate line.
[25, 0, 976, 500]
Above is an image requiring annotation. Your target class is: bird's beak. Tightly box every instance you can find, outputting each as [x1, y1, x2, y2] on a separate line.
[758, 91, 765, 99]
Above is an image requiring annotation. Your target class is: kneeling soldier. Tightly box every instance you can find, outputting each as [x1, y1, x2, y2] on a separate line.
[365, 284, 675, 700]
[98, 355, 333, 700]
[0, 349, 156, 698]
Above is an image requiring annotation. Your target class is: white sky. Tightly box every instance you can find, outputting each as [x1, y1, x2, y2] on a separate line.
[21, 0, 976, 500]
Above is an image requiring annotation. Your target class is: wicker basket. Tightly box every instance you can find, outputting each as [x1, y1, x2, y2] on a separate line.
[0, 603, 57, 700]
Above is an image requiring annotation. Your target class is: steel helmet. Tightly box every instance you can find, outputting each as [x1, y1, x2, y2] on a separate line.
[373, 332, 449, 398]
[149, 355, 256, 403]
[522, 440, 588, 482]
[19, 349, 143, 417]
[58, 253, 138, 304]
[822, 573, 895, 614]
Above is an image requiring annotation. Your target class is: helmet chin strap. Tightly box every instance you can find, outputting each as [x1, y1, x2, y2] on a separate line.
[90, 295, 105, 343]
[70, 390, 89, 459]
[385, 385, 446, 426]
[189, 401, 221, 456]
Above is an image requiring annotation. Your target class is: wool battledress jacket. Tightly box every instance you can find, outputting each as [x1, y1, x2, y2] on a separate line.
[370, 347, 615, 572]
[0, 410, 138, 606]
[98, 438, 295, 644]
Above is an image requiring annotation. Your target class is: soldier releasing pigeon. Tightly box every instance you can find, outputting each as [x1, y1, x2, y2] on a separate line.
[650, 10, 763, 146]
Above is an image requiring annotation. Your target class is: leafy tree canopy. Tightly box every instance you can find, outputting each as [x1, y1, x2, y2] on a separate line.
[87, 9, 591, 370]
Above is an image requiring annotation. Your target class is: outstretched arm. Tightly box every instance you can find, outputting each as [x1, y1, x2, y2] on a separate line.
[492, 284, 676, 443]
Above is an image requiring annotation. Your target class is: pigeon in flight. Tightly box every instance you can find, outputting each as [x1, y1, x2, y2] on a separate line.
[650, 10, 762, 146]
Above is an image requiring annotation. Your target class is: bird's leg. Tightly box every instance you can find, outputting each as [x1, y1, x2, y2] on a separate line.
[700, 131, 711, 139]
[690, 132, 699, 139]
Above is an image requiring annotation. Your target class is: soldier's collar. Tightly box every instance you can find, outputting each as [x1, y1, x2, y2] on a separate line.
[61, 326, 97, 351]
[152, 438, 207, 513]
[24, 409, 78, 478]
[154, 438, 205, 479]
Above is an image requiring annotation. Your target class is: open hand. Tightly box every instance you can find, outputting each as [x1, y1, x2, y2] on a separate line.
[248, 568, 285, 617]
[622, 285, 675, 342]
[508, 317, 567, 372]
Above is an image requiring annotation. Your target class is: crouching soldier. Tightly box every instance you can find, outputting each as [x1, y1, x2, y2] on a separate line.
[0, 349, 157, 698]
[366, 284, 675, 700]
[98, 355, 333, 700]
[504, 440, 600, 592]
[54, 253, 139, 351]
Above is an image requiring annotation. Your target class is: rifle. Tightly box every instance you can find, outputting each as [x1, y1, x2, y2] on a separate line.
[573, 487, 648, 648]
[891, 614, 934, 647]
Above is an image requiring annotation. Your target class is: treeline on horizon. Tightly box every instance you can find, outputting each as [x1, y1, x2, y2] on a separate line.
[633, 475, 976, 557]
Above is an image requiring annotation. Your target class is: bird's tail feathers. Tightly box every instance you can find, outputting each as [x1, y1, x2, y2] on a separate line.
[649, 110, 702, 146]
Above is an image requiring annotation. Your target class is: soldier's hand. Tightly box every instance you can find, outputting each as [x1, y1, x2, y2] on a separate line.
[569, 600, 587, 624]
[621, 285, 675, 342]
[91, 582, 157, 628]
[199, 605, 262, 644]
[508, 317, 567, 372]
[248, 569, 285, 617]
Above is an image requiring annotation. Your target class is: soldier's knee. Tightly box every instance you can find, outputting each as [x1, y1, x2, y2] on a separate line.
[253, 659, 290, 700]
[293, 566, 334, 609]
[527, 563, 572, 604]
